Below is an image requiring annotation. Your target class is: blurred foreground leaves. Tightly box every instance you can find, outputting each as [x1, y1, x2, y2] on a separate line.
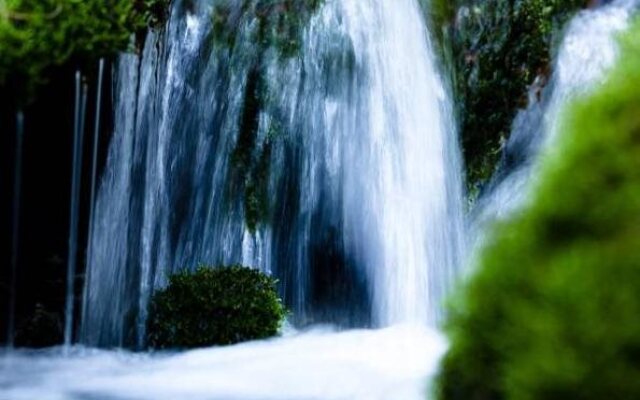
[437, 18, 640, 400]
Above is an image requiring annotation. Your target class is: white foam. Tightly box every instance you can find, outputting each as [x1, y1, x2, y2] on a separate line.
[1, 325, 446, 400]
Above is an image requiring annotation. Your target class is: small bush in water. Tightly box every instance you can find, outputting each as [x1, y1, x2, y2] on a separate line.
[146, 265, 286, 349]
[437, 20, 640, 400]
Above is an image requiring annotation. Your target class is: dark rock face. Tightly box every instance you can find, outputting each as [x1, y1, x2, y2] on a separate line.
[15, 304, 63, 348]
[0, 63, 116, 346]
[434, 0, 585, 192]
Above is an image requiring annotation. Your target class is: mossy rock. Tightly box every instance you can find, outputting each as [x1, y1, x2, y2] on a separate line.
[437, 20, 640, 400]
[431, 0, 585, 191]
[146, 265, 286, 349]
[212, 0, 324, 58]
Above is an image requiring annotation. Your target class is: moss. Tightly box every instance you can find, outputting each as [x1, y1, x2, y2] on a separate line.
[212, 0, 324, 59]
[431, 0, 585, 191]
[424, 0, 459, 52]
[244, 137, 273, 232]
[0, 0, 171, 103]
[216, 1, 323, 231]
[232, 67, 263, 175]
[437, 20, 640, 400]
[135, 0, 171, 29]
[228, 67, 274, 232]
[146, 265, 286, 349]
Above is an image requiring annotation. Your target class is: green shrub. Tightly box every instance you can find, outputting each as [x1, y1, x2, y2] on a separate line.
[437, 20, 640, 400]
[0, 0, 171, 103]
[146, 265, 286, 349]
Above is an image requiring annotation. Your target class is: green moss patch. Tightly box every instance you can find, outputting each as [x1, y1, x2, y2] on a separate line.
[212, 0, 324, 58]
[213, 1, 324, 231]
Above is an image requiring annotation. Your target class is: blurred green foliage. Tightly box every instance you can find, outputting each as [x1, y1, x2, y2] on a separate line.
[430, 0, 584, 193]
[0, 0, 170, 103]
[146, 266, 286, 349]
[437, 19, 640, 400]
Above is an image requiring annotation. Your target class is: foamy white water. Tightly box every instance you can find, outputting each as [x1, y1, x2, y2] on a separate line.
[1, 326, 446, 400]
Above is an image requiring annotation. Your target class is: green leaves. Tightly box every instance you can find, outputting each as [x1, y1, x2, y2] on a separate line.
[437, 20, 640, 400]
[146, 265, 286, 349]
[0, 0, 171, 103]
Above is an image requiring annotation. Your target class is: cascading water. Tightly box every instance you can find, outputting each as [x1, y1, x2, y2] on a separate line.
[2, 2, 638, 400]
[6, 111, 24, 348]
[82, 0, 465, 347]
[471, 0, 639, 247]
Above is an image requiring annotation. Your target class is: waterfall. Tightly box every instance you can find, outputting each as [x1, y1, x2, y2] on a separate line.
[7, 111, 24, 348]
[82, 0, 464, 347]
[471, 0, 639, 248]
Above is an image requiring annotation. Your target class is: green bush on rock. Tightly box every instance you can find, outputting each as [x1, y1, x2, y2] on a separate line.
[437, 20, 640, 400]
[146, 265, 286, 349]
